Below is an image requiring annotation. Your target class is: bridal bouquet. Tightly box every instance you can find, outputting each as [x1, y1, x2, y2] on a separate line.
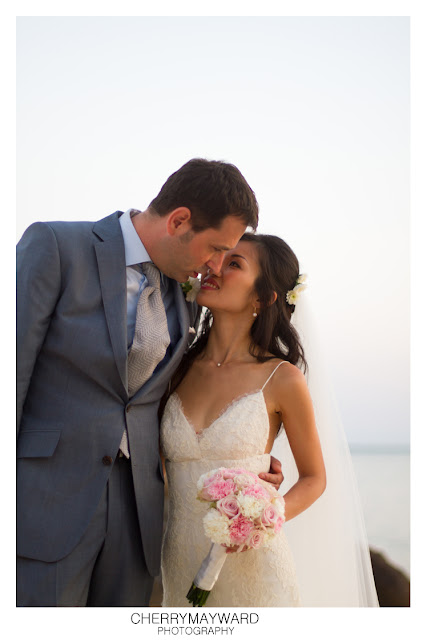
[186, 467, 285, 606]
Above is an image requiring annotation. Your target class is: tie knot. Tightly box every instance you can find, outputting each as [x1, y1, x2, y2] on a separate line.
[141, 262, 161, 289]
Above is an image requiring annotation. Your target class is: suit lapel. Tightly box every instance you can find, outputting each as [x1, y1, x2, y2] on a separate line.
[93, 213, 194, 404]
[93, 213, 128, 398]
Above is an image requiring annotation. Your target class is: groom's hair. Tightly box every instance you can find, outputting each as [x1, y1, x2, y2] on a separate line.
[148, 158, 258, 232]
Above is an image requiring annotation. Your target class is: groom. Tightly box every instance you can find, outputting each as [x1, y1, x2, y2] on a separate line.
[16, 158, 284, 607]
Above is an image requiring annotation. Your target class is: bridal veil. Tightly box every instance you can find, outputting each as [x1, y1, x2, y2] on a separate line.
[271, 297, 379, 606]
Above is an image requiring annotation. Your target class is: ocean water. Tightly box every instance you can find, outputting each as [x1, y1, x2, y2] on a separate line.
[350, 449, 410, 576]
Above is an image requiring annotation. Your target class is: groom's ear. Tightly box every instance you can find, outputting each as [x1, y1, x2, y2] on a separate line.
[166, 207, 192, 236]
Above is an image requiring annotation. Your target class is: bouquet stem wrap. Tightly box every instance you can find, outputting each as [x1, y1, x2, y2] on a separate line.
[186, 543, 227, 606]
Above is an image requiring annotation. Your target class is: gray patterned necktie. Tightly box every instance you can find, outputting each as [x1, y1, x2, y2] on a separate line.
[119, 262, 171, 458]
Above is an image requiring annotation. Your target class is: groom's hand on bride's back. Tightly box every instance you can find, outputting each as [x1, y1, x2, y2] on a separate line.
[259, 456, 283, 491]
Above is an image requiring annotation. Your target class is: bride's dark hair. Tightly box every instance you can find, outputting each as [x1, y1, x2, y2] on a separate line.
[164, 233, 307, 405]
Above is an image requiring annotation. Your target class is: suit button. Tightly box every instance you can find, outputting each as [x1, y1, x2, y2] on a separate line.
[102, 455, 113, 466]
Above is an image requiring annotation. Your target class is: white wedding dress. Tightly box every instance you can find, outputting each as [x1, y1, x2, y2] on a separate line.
[160, 363, 301, 607]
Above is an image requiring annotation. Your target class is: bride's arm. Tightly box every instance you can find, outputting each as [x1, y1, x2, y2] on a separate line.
[271, 364, 326, 522]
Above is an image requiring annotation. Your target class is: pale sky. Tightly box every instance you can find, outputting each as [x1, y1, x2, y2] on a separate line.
[16, 16, 409, 447]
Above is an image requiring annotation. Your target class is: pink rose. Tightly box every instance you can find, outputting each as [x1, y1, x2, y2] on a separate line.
[261, 504, 280, 528]
[217, 495, 240, 519]
[199, 477, 217, 501]
[274, 517, 284, 533]
[207, 470, 224, 484]
[247, 529, 265, 549]
[198, 471, 227, 500]
[229, 514, 254, 545]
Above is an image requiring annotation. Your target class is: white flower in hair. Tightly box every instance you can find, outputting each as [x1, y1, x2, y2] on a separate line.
[286, 277, 308, 305]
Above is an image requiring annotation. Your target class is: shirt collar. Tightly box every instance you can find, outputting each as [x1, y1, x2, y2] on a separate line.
[119, 209, 169, 287]
[119, 209, 152, 267]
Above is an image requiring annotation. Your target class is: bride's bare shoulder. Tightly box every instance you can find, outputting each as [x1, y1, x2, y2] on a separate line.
[268, 358, 307, 389]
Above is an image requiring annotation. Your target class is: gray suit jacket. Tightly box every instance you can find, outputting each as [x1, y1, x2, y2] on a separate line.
[16, 211, 198, 575]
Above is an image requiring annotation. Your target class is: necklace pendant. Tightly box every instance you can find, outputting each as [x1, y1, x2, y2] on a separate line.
[217, 363, 221, 367]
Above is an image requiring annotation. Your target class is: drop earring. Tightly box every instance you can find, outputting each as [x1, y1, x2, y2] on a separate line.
[253, 307, 258, 318]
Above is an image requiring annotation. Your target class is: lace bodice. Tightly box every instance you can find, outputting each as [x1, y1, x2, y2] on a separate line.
[161, 389, 270, 463]
[160, 362, 301, 607]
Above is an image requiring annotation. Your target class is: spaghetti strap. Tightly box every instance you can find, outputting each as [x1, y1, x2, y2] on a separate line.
[261, 361, 287, 391]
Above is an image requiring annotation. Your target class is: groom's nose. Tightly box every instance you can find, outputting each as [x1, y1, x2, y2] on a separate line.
[205, 254, 224, 276]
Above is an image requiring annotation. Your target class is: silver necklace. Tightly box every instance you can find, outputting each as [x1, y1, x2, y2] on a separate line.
[215, 356, 246, 367]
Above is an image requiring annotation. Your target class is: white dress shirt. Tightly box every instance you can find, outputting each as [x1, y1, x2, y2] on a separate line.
[119, 209, 180, 355]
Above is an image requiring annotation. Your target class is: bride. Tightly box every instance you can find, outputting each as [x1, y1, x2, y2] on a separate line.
[160, 232, 378, 607]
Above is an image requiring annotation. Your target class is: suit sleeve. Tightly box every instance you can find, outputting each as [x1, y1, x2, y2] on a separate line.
[16, 222, 61, 433]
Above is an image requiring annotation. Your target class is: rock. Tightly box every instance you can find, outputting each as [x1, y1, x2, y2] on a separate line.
[370, 548, 410, 607]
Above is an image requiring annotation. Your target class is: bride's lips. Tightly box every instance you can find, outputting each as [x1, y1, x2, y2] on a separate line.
[201, 277, 220, 291]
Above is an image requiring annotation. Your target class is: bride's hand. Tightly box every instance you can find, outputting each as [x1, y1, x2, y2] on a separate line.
[223, 544, 249, 554]
[258, 456, 283, 491]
